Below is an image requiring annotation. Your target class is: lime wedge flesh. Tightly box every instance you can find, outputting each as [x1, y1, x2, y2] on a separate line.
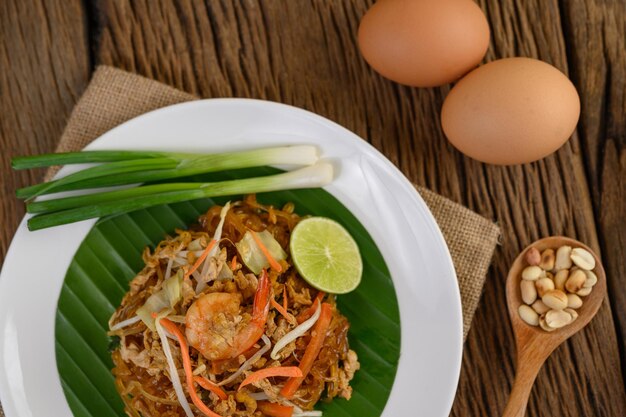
[289, 217, 363, 294]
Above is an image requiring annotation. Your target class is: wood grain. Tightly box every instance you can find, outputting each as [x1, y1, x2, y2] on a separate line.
[558, 0, 626, 381]
[0, 0, 90, 259]
[0, 0, 624, 416]
[91, 1, 626, 416]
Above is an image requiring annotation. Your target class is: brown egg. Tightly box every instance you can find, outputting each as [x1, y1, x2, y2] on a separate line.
[441, 58, 580, 165]
[358, 0, 490, 87]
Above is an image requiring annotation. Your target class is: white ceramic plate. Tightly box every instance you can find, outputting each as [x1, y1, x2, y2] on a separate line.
[0, 99, 462, 417]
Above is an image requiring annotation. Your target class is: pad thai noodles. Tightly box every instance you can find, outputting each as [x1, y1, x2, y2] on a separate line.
[108, 195, 360, 417]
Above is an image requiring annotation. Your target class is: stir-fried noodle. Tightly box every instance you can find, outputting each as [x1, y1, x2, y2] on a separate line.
[109, 196, 359, 417]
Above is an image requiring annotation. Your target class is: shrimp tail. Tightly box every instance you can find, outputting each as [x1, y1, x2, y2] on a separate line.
[231, 269, 270, 358]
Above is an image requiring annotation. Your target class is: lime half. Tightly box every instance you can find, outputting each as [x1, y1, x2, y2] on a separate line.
[289, 217, 363, 294]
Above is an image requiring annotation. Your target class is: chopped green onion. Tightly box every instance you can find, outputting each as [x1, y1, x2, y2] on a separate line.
[27, 162, 333, 231]
[15, 145, 319, 199]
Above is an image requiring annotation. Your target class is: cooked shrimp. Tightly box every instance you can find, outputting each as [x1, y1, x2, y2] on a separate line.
[185, 270, 270, 361]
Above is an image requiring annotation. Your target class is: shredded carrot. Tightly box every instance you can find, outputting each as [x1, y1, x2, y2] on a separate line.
[296, 292, 326, 324]
[282, 286, 288, 311]
[237, 366, 302, 391]
[257, 401, 294, 417]
[185, 239, 217, 278]
[249, 230, 282, 272]
[280, 303, 332, 399]
[193, 376, 227, 401]
[271, 298, 297, 325]
[230, 255, 237, 271]
[159, 317, 223, 417]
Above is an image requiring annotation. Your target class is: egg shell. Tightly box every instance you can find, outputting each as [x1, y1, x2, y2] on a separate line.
[358, 0, 490, 87]
[441, 57, 580, 165]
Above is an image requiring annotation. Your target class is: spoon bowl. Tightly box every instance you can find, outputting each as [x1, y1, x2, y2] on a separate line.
[503, 236, 606, 417]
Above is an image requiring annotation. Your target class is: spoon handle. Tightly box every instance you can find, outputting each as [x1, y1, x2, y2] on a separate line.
[502, 349, 545, 417]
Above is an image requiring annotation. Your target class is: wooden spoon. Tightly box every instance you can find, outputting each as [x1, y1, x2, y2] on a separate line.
[503, 236, 606, 417]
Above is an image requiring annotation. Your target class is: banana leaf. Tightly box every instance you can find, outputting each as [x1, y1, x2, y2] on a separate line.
[55, 167, 400, 417]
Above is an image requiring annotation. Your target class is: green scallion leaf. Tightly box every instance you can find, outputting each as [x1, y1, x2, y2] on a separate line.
[27, 163, 333, 231]
[18, 158, 179, 199]
[15, 145, 319, 199]
[11, 150, 181, 170]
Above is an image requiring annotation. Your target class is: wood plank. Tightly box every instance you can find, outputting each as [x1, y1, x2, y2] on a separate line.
[90, 0, 626, 415]
[455, 1, 626, 416]
[0, 0, 90, 260]
[558, 0, 626, 384]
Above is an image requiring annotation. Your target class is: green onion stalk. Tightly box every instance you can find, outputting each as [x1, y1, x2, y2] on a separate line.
[26, 162, 333, 231]
[14, 145, 319, 199]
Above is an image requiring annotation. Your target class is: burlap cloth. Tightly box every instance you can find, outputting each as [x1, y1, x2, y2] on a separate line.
[0, 66, 500, 417]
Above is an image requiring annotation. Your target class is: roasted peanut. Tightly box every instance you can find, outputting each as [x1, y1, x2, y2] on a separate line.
[566, 294, 583, 309]
[536, 277, 555, 298]
[555, 245, 573, 271]
[554, 270, 568, 291]
[539, 315, 555, 332]
[542, 290, 568, 310]
[565, 269, 586, 293]
[531, 300, 550, 314]
[539, 249, 555, 271]
[522, 265, 543, 281]
[583, 270, 598, 288]
[519, 243, 600, 333]
[545, 309, 573, 329]
[521, 280, 538, 305]
[519, 305, 539, 326]
[564, 308, 579, 321]
[525, 247, 541, 266]
[570, 247, 595, 271]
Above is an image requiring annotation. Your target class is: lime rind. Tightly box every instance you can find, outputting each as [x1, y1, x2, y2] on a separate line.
[289, 217, 363, 294]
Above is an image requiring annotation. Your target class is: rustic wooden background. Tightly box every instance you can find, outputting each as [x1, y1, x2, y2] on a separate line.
[1, 0, 624, 416]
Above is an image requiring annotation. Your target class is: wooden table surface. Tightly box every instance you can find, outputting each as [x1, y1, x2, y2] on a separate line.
[1, 1, 624, 416]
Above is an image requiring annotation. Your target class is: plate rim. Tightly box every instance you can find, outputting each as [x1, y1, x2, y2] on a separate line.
[0, 98, 462, 417]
